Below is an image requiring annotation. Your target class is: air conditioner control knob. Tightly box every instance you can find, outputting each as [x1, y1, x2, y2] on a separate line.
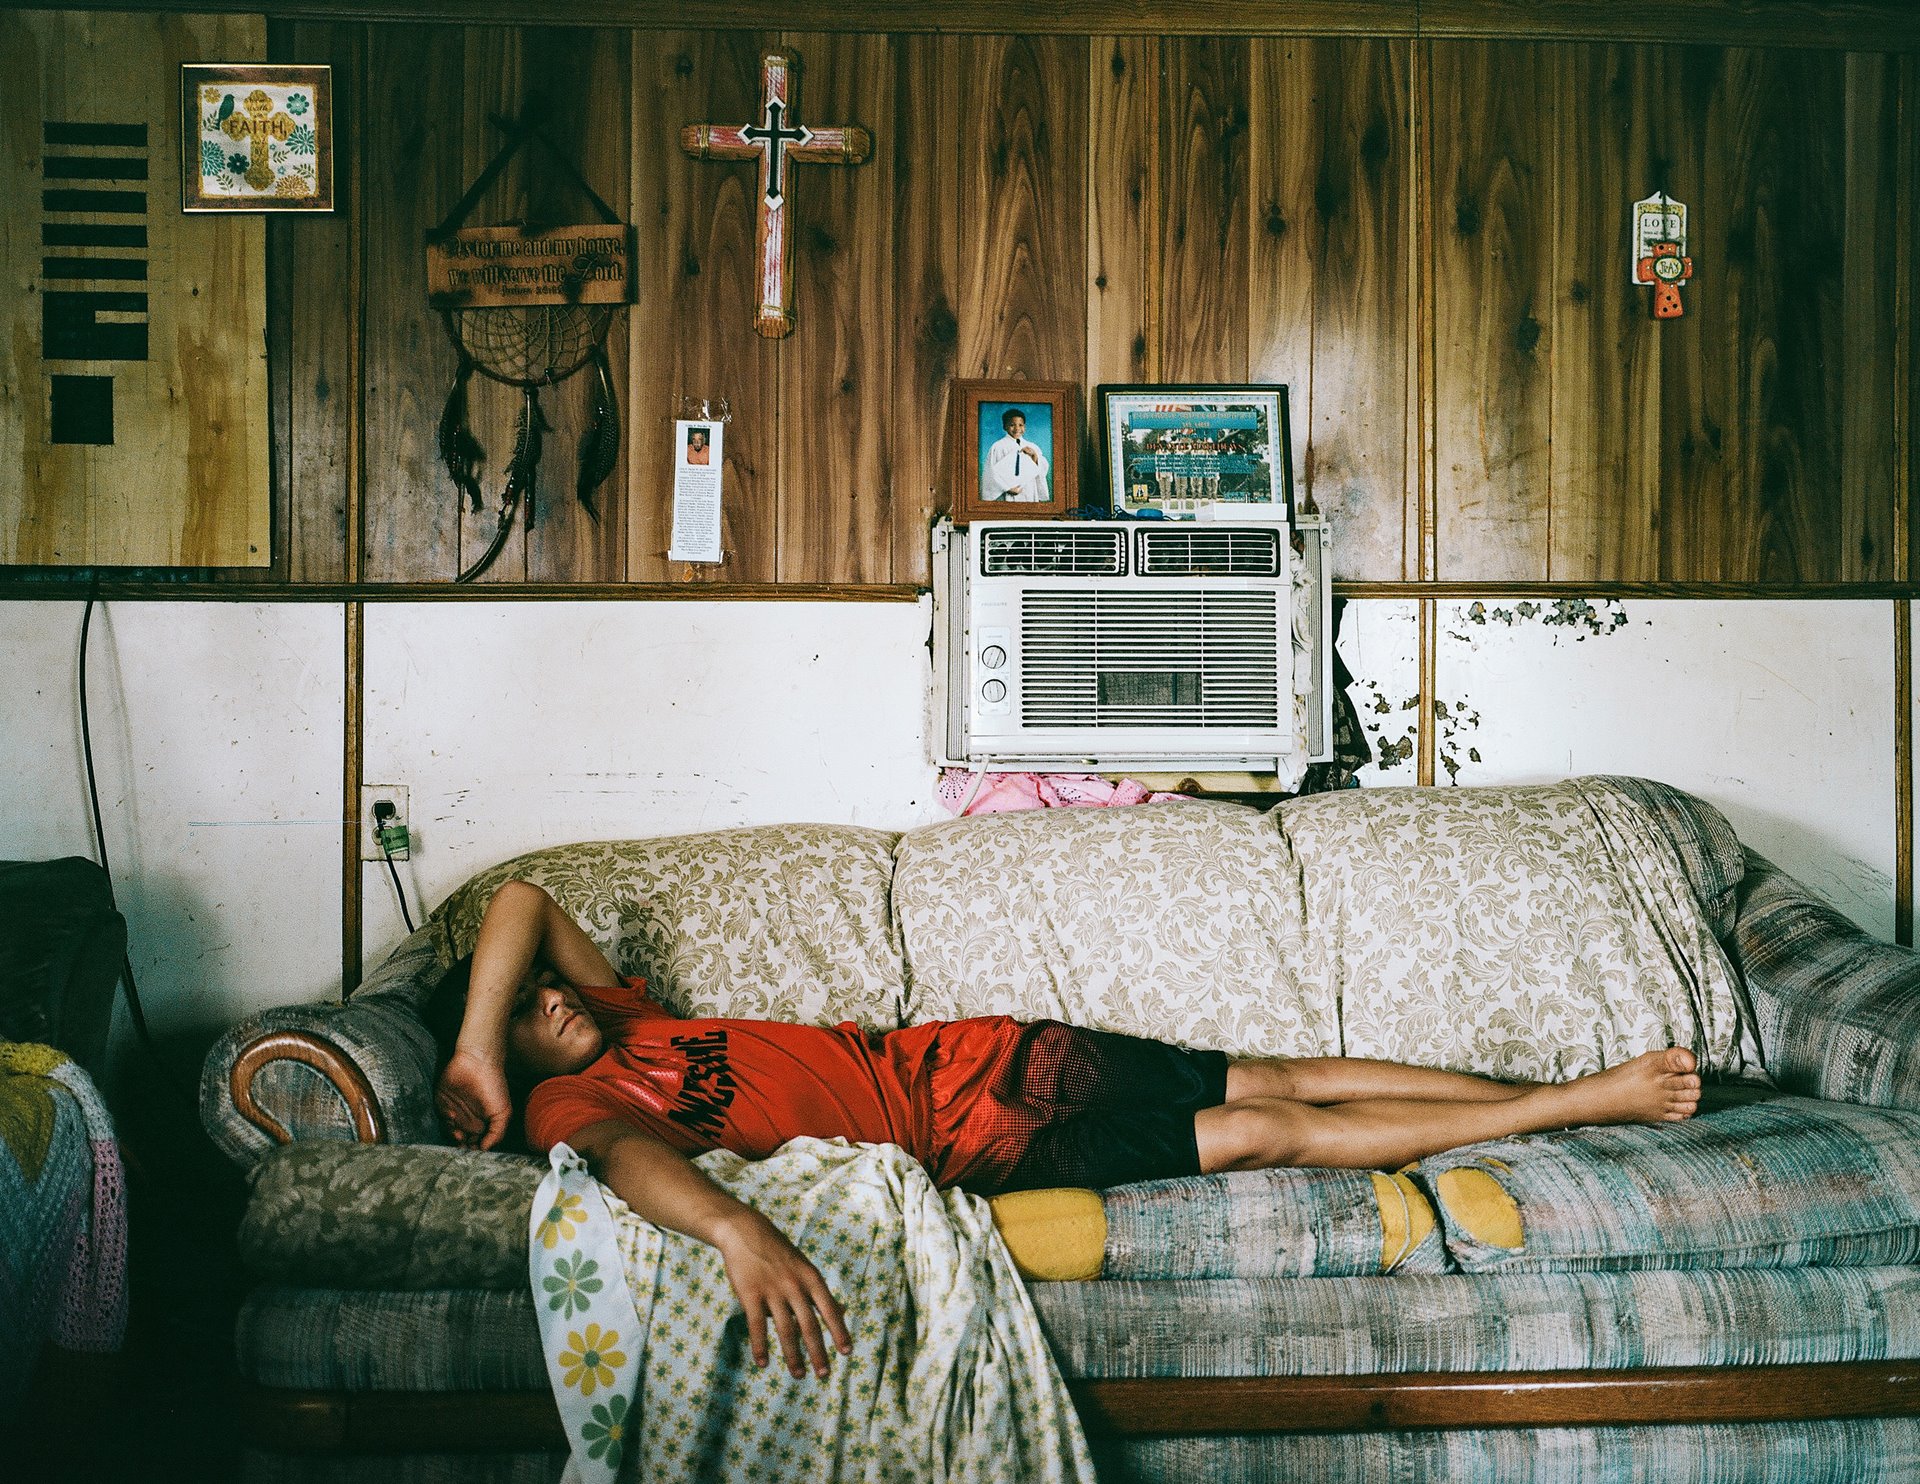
[981, 645, 1007, 669]
[981, 679, 1007, 703]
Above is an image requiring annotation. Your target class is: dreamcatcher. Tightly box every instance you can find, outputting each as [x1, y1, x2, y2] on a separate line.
[425, 113, 633, 582]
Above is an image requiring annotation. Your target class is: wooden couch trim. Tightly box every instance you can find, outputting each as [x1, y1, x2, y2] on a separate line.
[230, 1030, 386, 1146]
[240, 1362, 1920, 1451]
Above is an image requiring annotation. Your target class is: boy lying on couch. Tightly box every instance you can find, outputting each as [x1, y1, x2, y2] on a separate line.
[432, 879, 1702, 1384]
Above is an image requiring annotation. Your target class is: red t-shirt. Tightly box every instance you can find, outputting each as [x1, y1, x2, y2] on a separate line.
[522, 981, 1029, 1189]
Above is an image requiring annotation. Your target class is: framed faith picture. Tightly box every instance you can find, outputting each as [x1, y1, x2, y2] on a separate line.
[948, 379, 1077, 525]
[181, 63, 333, 211]
[1099, 384, 1293, 521]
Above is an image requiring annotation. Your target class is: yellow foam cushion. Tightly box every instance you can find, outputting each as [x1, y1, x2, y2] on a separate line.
[1370, 1170, 1438, 1270]
[987, 1187, 1106, 1280]
[1432, 1165, 1525, 1249]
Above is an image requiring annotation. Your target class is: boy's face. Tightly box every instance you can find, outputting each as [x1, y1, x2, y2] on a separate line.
[1005, 413, 1026, 440]
[506, 975, 605, 1079]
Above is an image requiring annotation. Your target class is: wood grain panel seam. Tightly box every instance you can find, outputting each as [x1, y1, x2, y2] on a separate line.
[1415, 40, 1435, 585]
[341, 23, 369, 997]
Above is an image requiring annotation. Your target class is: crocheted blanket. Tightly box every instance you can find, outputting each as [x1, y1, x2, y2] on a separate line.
[0, 1043, 128, 1410]
[531, 1136, 1094, 1484]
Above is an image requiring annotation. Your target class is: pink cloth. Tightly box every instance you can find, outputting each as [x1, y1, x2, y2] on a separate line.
[937, 768, 1187, 817]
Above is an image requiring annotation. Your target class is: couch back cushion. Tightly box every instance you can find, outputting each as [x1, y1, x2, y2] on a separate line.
[1277, 779, 1763, 1085]
[1417, 1093, 1920, 1273]
[892, 802, 1340, 1056]
[433, 825, 906, 1030]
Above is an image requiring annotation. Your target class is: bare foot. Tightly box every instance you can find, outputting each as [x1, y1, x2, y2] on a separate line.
[1540, 1048, 1702, 1129]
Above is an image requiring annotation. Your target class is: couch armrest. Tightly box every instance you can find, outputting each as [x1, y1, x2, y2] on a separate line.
[199, 925, 449, 1165]
[1726, 851, 1920, 1111]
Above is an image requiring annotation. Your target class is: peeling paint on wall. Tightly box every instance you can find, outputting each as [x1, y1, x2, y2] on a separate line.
[1433, 695, 1483, 784]
[1457, 598, 1632, 642]
[1437, 600, 1634, 779]
[1353, 679, 1419, 772]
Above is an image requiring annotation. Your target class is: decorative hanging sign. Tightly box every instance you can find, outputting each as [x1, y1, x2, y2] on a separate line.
[1631, 191, 1693, 320]
[680, 51, 871, 339]
[424, 112, 634, 581]
[426, 224, 632, 308]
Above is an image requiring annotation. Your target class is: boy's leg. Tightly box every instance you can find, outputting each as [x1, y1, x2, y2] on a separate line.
[1197, 1048, 1702, 1174]
[1226, 1055, 1534, 1107]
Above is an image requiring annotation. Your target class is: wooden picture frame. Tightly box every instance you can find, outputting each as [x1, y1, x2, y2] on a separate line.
[1099, 383, 1293, 521]
[182, 64, 333, 212]
[948, 379, 1077, 524]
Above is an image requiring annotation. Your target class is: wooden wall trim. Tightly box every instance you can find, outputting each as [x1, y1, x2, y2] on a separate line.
[9, 580, 1920, 603]
[0, 582, 924, 603]
[10, 580, 1920, 603]
[42, 0, 1920, 49]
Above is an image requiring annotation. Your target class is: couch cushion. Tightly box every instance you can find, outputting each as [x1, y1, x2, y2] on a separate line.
[240, 1142, 543, 1290]
[1101, 1168, 1446, 1279]
[1276, 779, 1763, 1084]
[236, 1285, 549, 1391]
[1415, 1094, 1920, 1273]
[893, 802, 1339, 1057]
[432, 824, 907, 1030]
[1028, 1265, 1920, 1379]
[235, 1265, 1920, 1391]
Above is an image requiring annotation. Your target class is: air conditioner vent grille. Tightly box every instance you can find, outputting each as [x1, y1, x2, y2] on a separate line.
[981, 528, 1125, 576]
[1019, 590, 1281, 728]
[1138, 528, 1283, 576]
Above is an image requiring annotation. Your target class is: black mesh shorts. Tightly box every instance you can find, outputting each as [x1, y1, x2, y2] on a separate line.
[975, 1020, 1230, 1194]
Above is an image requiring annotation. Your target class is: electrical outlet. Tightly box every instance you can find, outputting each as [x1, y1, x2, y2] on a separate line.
[360, 784, 411, 861]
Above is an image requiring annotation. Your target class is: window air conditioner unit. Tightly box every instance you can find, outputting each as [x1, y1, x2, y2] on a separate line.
[933, 517, 1333, 774]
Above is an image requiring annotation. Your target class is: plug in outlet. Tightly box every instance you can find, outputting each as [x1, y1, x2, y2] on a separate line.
[361, 784, 411, 861]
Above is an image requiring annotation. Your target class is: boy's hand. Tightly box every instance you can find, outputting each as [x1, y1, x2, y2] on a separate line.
[435, 1048, 512, 1150]
[711, 1208, 852, 1379]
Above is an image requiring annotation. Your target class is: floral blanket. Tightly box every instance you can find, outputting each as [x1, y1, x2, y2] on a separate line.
[530, 1137, 1095, 1484]
[0, 1043, 127, 1411]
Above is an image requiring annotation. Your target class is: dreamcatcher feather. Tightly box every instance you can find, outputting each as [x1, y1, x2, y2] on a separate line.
[575, 345, 620, 522]
[456, 387, 552, 585]
[437, 357, 486, 514]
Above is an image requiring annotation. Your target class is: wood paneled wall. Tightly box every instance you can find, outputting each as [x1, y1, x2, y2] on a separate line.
[97, 25, 1920, 585]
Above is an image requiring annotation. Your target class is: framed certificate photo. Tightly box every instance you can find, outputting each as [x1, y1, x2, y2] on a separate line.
[1099, 385, 1293, 520]
[948, 379, 1077, 524]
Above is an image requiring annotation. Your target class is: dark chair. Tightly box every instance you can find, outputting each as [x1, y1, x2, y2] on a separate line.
[0, 856, 126, 1074]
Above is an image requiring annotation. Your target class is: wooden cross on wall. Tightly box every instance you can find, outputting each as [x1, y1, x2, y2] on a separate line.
[680, 52, 872, 339]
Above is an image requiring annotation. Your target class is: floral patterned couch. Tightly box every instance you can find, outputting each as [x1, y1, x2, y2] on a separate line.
[201, 779, 1920, 1482]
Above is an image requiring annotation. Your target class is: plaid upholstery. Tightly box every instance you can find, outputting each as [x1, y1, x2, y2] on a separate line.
[1102, 1167, 1448, 1278]
[236, 1286, 547, 1391]
[1416, 1095, 1920, 1273]
[1729, 853, 1920, 1113]
[1028, 1266, 1920, 1379]
[1599, 776, 1747, 940]
[1099, 1421, 1920, 1484]
[234, 1265, 1920, 1392]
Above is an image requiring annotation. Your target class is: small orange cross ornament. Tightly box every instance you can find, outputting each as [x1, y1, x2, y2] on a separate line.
[1636, 240, 1693, 319]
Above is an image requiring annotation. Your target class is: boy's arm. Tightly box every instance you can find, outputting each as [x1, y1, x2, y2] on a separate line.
[570, 1118, 853, 1379]
[436, 880, 621, 1149]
